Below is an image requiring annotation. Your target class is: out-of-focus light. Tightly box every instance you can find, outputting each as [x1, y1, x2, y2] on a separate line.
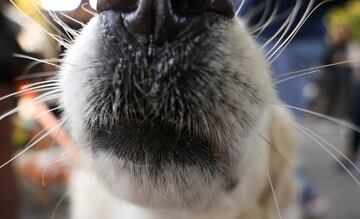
[41, 0, 81, 11]
[18, 97, 37, 121]
[89, 0, 97, 10]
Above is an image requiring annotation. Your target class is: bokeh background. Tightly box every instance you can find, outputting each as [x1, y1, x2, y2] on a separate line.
[0, 0, 360, 219]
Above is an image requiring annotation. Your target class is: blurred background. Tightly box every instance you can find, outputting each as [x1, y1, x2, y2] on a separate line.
[0, 0, 360, 219]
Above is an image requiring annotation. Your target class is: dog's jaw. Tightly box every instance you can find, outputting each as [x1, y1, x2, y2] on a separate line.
[69, 111, 274, 219]
[60, 13, 285, 218]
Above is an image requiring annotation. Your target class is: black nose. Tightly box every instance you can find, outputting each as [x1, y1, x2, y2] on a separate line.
[97, 0, 235, 45]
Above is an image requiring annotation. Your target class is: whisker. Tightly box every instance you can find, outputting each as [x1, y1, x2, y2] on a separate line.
[288, 119, 360, 188]
[257, 132, 305, 207]
[9, 0, 71, 48]
[59, 12, 86, 28]
[36, 93, 62, 103]
[266, 0, 311, 62]
[258, 134, 295, 173]
[48, 12, 78, 40]
[271, 103, 360, 176]
[264, 0, 302, 59]
[300, 123, 360, 175]
[0, 117, 68, 169]
[243, 0, 267, 23]
[235, 0, 247, 17]
[40, 142, 95, 170]
[252, 0, 273, 31]
[16, 71, 58, 80]
[81, 3, 97, 16]
[280, 104, 360, 134]
[255, 140, 283, 219]
[260, 6, 298, 49]
[51, 187, 70, 219]
[29, 0, 75, 41]
[0, 89, 61, 120]
[33, 105, 64, 120]
[0, 83, 59, 102]
[21, 80, 60, 89]
[273, 70, 319, 85]
[253, 0, 280, 37]
[13, 54, 62, 68]
[268, 1, 332, 63]
[279, 58, 360, 78]
[34, 103, 79, 157]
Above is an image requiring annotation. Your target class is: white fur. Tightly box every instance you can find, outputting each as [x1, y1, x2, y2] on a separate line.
[60, 15, 298, 219]
[69, 113, 271, 219]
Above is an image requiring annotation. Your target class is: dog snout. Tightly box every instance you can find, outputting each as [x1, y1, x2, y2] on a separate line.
[97, 0, 235, 45]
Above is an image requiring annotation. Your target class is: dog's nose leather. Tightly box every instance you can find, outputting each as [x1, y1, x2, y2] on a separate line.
[97, 0, 235, 45]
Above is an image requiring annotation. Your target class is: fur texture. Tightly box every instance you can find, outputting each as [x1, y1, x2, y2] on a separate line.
[60, 12, 299, 219]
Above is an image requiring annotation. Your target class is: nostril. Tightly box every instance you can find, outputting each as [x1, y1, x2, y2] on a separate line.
[171, 0, 234, 17]
[209, 0, 235, 17]
[170, 1, 210, 16]
[97, 0, 235, 45]
[97, 0, 139, 13]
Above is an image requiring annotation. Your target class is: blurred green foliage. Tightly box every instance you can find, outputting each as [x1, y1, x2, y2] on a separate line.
[326, 1, 360, 41]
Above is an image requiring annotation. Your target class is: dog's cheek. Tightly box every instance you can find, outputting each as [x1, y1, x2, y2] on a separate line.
[59, 16, 103, 143]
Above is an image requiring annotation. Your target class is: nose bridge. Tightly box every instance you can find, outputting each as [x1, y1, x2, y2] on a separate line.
[153, 0, 187, 45]
[123, 0, 188, 45]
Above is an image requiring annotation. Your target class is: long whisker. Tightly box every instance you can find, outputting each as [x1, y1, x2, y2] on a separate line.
[288, 119, 360, 188]
[16, 71, 58, 80]
[33, 105, 64, 120]
[81, 3, 97, 16]
[268, 1, 332, 63]
[264, 0, 302, 59]
[273, 70, 319, 85]
[48, 12, 78, 40]
[281, 104, 360, 133]
[255, 140, 283, 219]
[302, 123, 360, 175]
[260, 7, 298, 49]
[29, 0, 75, 42]
[21, 80, 60, 89]
[279, 58, 360, 78]
[243, 0, 267, 23]
[272, 103, 360, 175]
[9, 0, 70, 48]
[0, 117, 68, 169]
[0, 90, 61, 120]
[253, 0, 281, 38]
[266, 0, 312, 62]
[51, 190, 69, 219]
[40, 142, 95, 170]
[13, 54, 62, 68]
[252, 0, 273, 33]
[0, 83, 59, 102]
[59, 12, 86, 28]
[235, 0, 247, 17]
[258, 134, 295, 173]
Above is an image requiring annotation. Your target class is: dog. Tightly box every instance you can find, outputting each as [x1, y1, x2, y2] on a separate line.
[58, 1, 300, 218]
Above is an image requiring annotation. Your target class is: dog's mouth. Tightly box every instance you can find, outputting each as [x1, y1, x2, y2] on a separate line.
[58, 0, 275, 208]
[81, 12, 233, 169]
[59, 1, 273, 207]
[91, 119, 219, 173]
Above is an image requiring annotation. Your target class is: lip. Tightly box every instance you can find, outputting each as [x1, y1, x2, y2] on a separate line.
[90, 119, 218, 172]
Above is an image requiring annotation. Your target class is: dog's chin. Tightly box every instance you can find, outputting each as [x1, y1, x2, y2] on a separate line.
[86, 120, 228, 209]
[87, 148, 228, 210]
[60, 13, 275, 211]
